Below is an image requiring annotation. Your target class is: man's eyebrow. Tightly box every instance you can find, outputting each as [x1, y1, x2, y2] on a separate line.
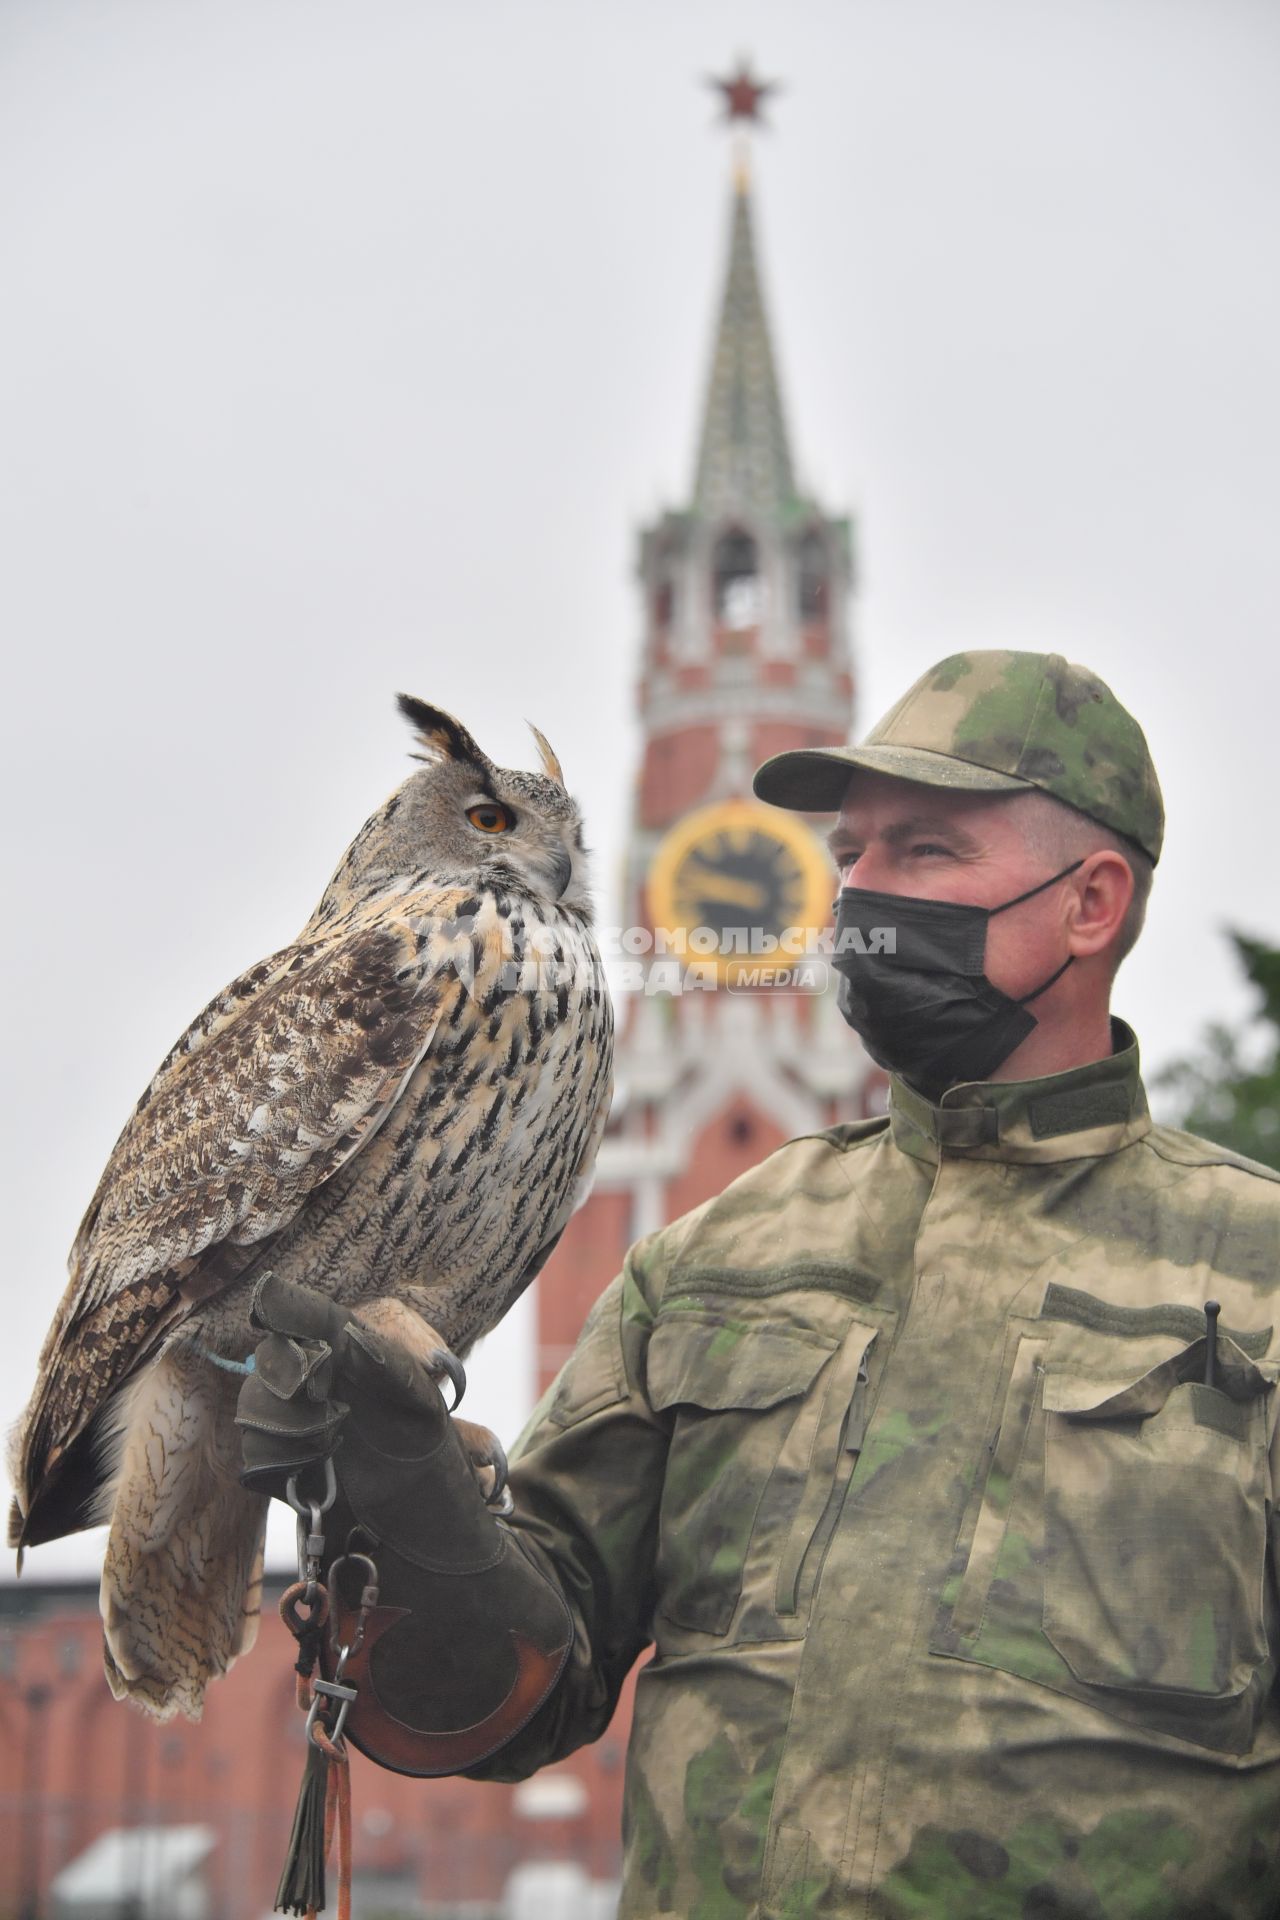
[885, 816, 981, 851]
[825, 815, 982, 856]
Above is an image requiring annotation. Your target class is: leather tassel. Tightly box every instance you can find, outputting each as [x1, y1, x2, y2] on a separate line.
[275, 1737, 330, 1916]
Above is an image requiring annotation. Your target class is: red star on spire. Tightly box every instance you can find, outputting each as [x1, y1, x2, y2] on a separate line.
[707, 59, 780, 128]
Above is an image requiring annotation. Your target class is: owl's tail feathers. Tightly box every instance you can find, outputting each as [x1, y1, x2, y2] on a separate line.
[232, 1526, 267, 1661]
[99, 1349, 269, 1722]
[7, 1499, 26, 1573]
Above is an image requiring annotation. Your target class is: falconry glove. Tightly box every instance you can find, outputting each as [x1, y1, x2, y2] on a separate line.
[235, 1271, 573, 1776]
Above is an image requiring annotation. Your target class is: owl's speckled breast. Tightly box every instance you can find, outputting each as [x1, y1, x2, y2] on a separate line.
[192, 888, 613, 1363]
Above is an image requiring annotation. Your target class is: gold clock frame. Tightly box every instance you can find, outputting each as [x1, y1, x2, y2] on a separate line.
[647, 798, 835, 981]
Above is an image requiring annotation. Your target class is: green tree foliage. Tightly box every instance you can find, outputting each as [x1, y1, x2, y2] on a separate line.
[1155, 934, 1280, 1171]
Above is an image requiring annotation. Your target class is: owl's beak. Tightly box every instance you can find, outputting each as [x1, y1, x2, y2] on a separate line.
[549, 847, 574, 899]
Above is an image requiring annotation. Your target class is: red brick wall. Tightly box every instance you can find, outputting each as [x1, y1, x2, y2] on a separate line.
[635, 726, 720, 828]
[0, 1584, 626, 1918]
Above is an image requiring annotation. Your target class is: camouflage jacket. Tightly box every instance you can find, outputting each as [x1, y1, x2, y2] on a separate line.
[481, 1024, 1280, 1918]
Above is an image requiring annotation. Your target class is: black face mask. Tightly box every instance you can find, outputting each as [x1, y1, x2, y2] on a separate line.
[832, 862, 1083, 1100]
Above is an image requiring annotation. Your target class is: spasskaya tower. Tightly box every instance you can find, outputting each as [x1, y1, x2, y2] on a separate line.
[534, 66, 879, 1394]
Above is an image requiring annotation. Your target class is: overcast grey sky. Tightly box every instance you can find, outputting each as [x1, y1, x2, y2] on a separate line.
[3, 0, 1278, 1577]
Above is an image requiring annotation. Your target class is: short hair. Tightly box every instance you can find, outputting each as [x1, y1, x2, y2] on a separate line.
[1011, 790, 1154, 974]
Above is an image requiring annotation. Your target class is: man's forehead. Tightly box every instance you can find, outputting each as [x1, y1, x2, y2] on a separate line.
[830, 771, 1019, 833]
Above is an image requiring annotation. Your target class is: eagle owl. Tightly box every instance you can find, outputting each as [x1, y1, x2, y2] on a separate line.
[8, 698, 614, 1720]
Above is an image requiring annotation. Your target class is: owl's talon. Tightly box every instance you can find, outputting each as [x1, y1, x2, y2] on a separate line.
[480, 1434, 509, 1508]
[350, 1302, 467, 1409]
[453, 1417, 509, 1506]
[435, 1347, 466, 1411]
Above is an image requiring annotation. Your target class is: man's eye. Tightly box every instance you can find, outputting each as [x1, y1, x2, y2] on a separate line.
[467, 803, 515, 834]
[912, 843, 953, 858]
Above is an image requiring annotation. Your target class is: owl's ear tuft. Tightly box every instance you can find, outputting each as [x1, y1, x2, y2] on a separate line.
[397, 696, 490, 769]
[527, 723, 564, 787]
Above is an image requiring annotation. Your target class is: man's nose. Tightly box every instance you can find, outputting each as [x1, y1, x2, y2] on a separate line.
[842, 849, 888, 890]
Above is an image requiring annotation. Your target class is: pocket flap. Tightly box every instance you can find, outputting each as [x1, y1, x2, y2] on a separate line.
[1043, 1333, 1273, 1420]
[648, 1312, 835, 1412]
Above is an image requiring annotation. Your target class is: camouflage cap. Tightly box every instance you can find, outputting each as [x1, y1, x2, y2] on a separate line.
[753, 650, 1164, 864]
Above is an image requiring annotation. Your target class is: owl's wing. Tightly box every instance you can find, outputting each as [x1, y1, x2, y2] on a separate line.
[66, 918, 447, 1314]
[15, 905, 457, 1522]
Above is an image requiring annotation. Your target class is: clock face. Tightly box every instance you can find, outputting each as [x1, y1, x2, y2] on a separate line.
[648, 800, 834, 980]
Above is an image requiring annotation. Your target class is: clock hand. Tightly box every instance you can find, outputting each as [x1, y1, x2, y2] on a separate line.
[682, 865, 769, 910]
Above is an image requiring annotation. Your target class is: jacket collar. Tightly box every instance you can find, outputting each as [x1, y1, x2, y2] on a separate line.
[888, 1019, 1151, 1166]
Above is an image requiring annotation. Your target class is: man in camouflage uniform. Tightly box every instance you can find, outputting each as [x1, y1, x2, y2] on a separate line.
[241, 651, 1280, 1918]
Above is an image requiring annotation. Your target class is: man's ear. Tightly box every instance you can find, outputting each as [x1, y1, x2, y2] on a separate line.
[1066, 851, 1134, 960]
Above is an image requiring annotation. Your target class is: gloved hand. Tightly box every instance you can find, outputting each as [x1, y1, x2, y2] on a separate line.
[235, 1271, 572, 1776]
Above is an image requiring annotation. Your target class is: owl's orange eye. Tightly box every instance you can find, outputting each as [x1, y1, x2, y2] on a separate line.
[466, 802, 515, 834]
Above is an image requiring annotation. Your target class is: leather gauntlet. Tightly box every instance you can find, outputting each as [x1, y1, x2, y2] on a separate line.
[236, 1273, 572, 1777]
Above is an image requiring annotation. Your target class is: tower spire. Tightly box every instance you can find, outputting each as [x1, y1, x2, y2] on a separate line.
[694, 62, 795, 522]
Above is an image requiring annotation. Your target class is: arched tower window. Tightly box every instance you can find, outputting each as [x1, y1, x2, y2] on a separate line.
[796, 528, 828, 620]
[712, 527, 762, 630]
[653, 578, 675, 629]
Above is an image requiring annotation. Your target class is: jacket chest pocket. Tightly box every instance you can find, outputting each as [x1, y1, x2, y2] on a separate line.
[648, 1309, 880, 1639]
[936, 1321, 1278, 1755]
[1042, 1342, 1274, 1704]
